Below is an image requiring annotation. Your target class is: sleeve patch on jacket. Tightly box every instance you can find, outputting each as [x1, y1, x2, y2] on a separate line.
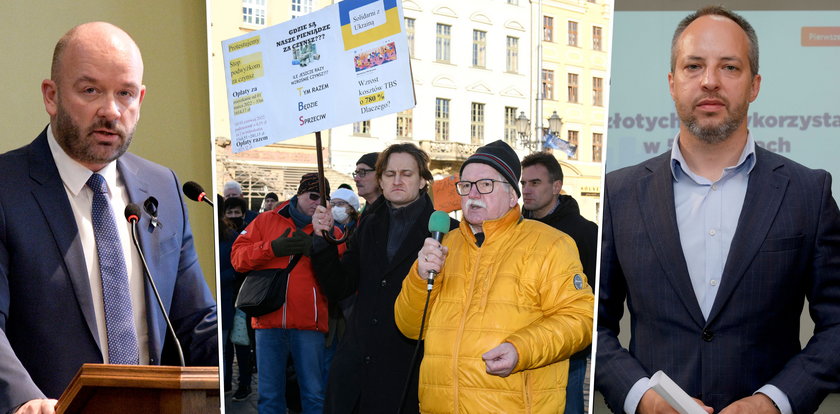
[574, 274, 584, 290]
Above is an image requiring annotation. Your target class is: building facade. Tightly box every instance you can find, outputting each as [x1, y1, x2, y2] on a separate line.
[210, 0, 340, 210]
[535, 0, 610, 222]
[210, 0, 610, 221]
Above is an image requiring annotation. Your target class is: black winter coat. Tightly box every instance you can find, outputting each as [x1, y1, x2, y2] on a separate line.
[312, 193, 456, 414]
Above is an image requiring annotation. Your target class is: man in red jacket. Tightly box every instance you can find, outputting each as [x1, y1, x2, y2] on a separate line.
[232, 173, 343, 414]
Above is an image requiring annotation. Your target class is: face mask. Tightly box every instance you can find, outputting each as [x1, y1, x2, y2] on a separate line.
[228, 217, 244, 229]
[332, 206, 349, 223]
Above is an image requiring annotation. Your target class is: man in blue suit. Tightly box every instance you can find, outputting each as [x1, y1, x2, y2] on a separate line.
[596, 7, 840, 414]
[0, 22, 217, 413]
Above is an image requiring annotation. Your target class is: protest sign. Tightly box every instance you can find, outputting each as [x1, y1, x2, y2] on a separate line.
[222, 0, 415, 153]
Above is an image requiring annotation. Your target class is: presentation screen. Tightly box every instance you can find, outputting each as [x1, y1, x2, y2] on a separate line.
[606, 9, 840, 193]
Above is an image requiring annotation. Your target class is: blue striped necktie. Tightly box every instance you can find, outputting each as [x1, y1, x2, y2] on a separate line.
[86, 173, 139, 365]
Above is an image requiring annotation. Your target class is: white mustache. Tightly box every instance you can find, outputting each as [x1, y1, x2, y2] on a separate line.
[465, 199, 487, 209]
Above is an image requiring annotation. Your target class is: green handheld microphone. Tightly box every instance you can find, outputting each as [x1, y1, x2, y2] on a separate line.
[427, 210, 451, 290]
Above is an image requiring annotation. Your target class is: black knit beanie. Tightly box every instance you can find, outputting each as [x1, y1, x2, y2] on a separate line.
[356, 152, 379, 168]
[297, 172, 330, 196]
[459, 140, 521, 197]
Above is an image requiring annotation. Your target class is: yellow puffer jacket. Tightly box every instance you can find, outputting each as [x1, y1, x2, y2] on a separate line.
[395, 206, 594, 413]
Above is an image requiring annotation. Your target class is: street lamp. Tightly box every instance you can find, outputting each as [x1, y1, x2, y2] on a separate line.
[547, 111, 563, 135]
[515, 111, 530, 138]
[515, 111, 536, 151]
[516, 111, 564, 152]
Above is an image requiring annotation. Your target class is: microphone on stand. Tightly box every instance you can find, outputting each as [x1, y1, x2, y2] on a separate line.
[124, 203, 185, 367]
[182, 181, 213, 207]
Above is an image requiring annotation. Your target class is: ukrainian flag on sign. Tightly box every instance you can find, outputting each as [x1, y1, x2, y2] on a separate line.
[339, 0, 401, 51]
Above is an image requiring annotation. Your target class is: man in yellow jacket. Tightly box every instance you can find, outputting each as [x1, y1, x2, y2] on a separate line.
[394, 140, 594, 413]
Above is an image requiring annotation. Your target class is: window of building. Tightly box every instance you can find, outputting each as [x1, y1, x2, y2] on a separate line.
[593, 26, 603, 51]
[592, 133, 603, 162]
[568, 130, 579, 160]
[396, 110, 413, 139]
[353, 120, 371, 136]
[593, 77, 603, 106]
[472, 30, 487, 68]
[436, 24, 451, 63]
[506, 36, 519, 73]
[290, 0, 311, 19]
[405, 18, 416, 57]
[435, 98, 450, 141]
[568, 21, 578, 46]
[504, 107, 518, 146]
[471, 103, 485, 144]
[542, 69, 554, 100]
[568, 73, 579, 103]
[543, 16, 554, 42]
[242, 0, 267, 25]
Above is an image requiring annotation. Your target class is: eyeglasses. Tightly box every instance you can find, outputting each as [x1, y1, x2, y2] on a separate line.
[330, 200, 349, 208]
[454, 179, 509, 196]
[352, 168, 375, 178]
[308, 193, 321, 201]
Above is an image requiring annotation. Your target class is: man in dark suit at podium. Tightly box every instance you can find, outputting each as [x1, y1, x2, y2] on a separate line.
[0, 22, 217, 413]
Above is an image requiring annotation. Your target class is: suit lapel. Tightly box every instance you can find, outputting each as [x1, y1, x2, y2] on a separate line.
[707, 148, 788, 323]
[27, 131, 102, 351]
[117, 157, 167, 360]
[638, 154, 706, 327]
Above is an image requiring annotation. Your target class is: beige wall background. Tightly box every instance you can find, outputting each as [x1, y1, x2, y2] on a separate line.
[0, 1, 217, 293]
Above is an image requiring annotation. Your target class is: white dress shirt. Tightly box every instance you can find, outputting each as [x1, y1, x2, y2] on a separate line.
[46, 126, 150, 364]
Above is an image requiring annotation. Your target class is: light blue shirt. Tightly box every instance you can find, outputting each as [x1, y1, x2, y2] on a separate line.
[623, 132, 791, 414]
[671, 133, 754, 319]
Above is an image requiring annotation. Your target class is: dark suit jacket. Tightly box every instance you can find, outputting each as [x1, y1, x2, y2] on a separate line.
[0, 130, 218, 411]
[311, 193, 457, 414]
[596, 147, 840, 413]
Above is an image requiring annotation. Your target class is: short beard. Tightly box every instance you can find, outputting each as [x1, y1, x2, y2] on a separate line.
[54, 100, 133, 167]
[678, 93, 749, 145]
[684, 115, 741, 145]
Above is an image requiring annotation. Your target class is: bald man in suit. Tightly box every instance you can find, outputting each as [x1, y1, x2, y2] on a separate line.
[0, 22, 217, 413]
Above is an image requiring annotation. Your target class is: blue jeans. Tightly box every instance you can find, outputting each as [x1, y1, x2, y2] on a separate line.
[255, 328, 325, 414]
[565, 354, 587, 414]
[322, 336, 338, 386]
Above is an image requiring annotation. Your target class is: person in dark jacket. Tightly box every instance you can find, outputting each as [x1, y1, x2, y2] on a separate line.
[219, 197, 255, 401]
[311, 143, 457, 414]
[353, 152, 384, 222]
[520, 151, 598, 414]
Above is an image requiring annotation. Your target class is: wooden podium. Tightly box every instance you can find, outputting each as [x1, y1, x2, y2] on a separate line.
[55, 364, 220, 414]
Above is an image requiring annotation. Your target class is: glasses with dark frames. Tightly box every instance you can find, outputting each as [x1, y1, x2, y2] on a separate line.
[454, 179, 509, 196]
[352, 168, 375, 178]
